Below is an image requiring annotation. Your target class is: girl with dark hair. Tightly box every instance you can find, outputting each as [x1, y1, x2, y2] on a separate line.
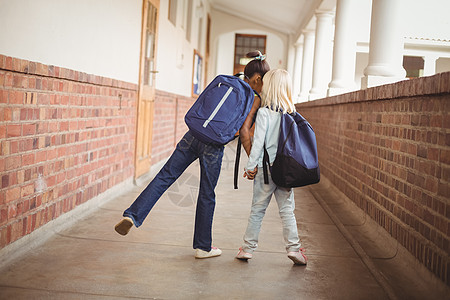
[114, 50, 270, 260]
[239, 51, 271, 157]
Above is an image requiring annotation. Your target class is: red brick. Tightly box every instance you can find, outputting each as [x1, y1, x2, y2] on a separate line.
[10, 220, 23, 243]
[47, 149, 58, 161]
[9, 108, 20, 122]
[0, 72, 5, 88]
[48, 122, 58, 133]
[22, 151, 35, 164]
[4, 56, 12, 69]
[1, 174, 10, 189]
[19, 108, 28, 121]
[18, 138, 33, 152]
[37, 93, 49, 105]
[22, 123, 36, 136]
[0, 208, 7, 226]
[0, 107, 12, 122]
[0, 126, 6, 140]
[36, 150, 48, 163]
[5, 155, 21, 171]
[0, 225, 11, 247]
[6, 187, 20, 203]
[37, 121, 48, 134]
[9, 91, 25, 104]
[441, 149, 450, 165]
[21, 183, 35, 198]
[4, 72, 13, 86]
[7, 124, 21, 137]
[0, 90, 8, 104]
[438, 183, 449, 198]
[12, 58, 22, 72]
[417, 145, 427, 158]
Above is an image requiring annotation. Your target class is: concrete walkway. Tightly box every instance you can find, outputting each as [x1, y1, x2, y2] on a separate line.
[0, 142, 448, 299]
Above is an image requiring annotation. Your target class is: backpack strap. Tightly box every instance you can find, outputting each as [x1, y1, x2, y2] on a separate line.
[233, 90, 261, 189]
[233, 137, 242, 189]
[262, 110, 281, 185]
[253, 90, 261, 102]
[263, 144, 270, 185]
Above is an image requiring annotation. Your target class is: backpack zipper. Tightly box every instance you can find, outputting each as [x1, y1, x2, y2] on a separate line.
[203, 85, 234, 128]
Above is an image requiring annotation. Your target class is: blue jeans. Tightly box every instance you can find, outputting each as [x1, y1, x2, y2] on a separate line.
[124, 131, 224, 251]
[242, 169, 301, 254]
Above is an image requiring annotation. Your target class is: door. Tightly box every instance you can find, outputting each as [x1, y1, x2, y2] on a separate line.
[135, 0, 159, 178]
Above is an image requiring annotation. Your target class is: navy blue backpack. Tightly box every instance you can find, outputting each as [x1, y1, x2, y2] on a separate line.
[185, 75, 254, 145]
[263, 111, 320, 188]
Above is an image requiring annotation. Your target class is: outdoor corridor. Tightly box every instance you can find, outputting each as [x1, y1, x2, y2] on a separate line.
[0, 141, 447, 300]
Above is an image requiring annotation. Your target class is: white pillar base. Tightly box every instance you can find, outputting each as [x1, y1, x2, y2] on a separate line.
[327, 86, 357, 97]
[361, 75, 407, 89]
[309, 89, 327, 100]
[298, 92, 310, 102]
[328, 79, 358, 96]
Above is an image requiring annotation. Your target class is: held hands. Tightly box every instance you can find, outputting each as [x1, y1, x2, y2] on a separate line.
[243, 167, 258, 180]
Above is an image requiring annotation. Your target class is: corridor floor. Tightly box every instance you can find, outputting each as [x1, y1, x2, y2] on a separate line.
[0, 142, 448, 299]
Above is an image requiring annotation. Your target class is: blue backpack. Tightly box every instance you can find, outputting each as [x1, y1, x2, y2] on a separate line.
[263, 111, 320, 188]
[185, 75, 254, 145]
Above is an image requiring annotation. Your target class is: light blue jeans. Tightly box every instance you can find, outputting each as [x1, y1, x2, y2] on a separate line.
[242, 170, 301, 254]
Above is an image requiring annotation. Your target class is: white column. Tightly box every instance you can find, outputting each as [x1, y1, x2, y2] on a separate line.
[328, 0, 357, 96]
[299, 30, 315, 101]
[362, 0, 406, 89]
[292, 42, 303, 102]
[309, 10, 334, 100]
[423, 55, 438, 76]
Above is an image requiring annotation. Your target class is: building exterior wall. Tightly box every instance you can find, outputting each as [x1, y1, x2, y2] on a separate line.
[0, 53, 195, 250]
[296, 72, 450, 284]
[1, 1, 449, 281]
[0, 0, 204, 250]
[437, 58, 450, 74]
[0, 0, 142, 84]
[0, 0, 210, 98]
[0, 55, 137, 248]
[209, 9, 288, 82]
[294, 0, 450, 101]
[151, 90, 194, 163]
[156, 0, 211, 97]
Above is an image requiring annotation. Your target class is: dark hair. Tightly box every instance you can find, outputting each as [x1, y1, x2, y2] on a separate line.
[244, 51, 270, 79]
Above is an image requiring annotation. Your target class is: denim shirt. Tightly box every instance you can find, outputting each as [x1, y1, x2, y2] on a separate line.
[246, 107, 281, 171]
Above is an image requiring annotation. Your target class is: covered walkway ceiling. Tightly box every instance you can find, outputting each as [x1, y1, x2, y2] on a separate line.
[210, 0, 336, 38]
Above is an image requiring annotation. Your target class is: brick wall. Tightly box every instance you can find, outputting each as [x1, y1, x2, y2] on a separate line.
[296, 72, 450, 284]
[151, 91, 194, 163]
[0, 55, 138, 249]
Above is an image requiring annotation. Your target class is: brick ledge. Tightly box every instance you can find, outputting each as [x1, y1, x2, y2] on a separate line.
[0, 54, 138, 91]
[297, 72, 450, 108]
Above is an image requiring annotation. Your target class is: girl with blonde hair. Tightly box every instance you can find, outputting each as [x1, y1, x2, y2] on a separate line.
[236, 69, 307, 265]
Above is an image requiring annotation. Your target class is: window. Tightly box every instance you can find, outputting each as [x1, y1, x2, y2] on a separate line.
[195, 2, 205, 51]
[180, 0, 187, 29]
[233, 34, 267, 75]
[186, 0, 193, 41]
[197, 16, 203, 51]
[168, 0, 177, 25]
[144, 2, 158, 86]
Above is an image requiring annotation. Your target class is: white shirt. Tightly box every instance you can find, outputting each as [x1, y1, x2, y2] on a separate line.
[246, 107, 281, 171]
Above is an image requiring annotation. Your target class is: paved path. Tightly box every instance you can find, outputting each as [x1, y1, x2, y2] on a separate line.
[0, 142, 448, 299]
